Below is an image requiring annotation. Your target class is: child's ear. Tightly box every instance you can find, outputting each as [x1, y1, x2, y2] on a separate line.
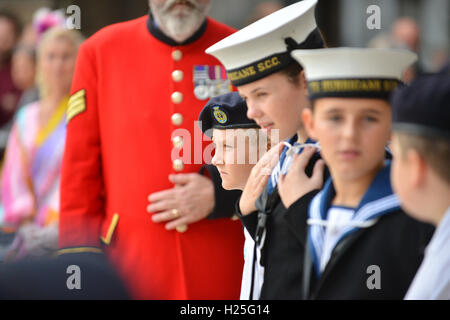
[407, 149, 427, 188]
[302, 107, 316, 140]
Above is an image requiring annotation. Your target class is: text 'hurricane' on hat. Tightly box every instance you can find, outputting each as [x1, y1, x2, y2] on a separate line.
[291, 47, 418, 100]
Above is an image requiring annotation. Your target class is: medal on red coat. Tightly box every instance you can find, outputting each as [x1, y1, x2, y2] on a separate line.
[193, 65, 232, 100]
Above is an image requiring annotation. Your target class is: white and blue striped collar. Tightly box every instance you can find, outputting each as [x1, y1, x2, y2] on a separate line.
[267, 135, 319, 195]
[307, 160, 401, 277]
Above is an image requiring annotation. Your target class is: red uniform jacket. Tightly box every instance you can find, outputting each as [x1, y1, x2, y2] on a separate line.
[59, 15, 244, 299]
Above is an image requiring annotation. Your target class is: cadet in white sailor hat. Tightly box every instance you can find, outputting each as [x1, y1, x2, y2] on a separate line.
[207, 0, 323, 88]
[290, 47, 435, 299]
[206, 0, 329, 300]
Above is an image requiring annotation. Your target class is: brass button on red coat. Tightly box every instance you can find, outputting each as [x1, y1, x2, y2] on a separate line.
[176, 224, 188, 233]
[171, 91, 183, 104]
[172, 50, 182, 61]
[173, 159, 184, 171]
[172, 136, 184, 148]
[172, 70, 184, 82]
[171, 113, 183, 126]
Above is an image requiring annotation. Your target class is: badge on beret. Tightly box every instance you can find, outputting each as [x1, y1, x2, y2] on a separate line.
[193, 65, 232, 100]
[213, 106, 228, 124]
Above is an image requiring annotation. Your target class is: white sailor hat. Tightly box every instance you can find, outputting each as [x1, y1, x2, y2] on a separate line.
[291, 47, 417, 100]
[205, 0, 324, 86]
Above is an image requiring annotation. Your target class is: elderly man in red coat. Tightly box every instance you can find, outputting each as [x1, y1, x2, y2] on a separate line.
[58, 0, 244, 299]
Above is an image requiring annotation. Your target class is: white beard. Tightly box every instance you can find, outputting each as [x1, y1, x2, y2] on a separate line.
[151, 0, 210, 43]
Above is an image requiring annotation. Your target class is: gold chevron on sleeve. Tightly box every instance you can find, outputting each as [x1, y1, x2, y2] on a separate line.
[66, 89, 86, 124]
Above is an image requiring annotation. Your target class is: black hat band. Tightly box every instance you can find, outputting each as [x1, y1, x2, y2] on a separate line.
[307, 78, 401, 101]
[393, 123, 450, 140]
[226, 28, 324, 86]
[226, 52, 293, 86]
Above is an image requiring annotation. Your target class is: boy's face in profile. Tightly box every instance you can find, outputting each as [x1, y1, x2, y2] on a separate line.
[237, 71, 306, 141]
[304, 97, 391, 181]
[390, 133, 433, 222]
[211, 128, 265, 190]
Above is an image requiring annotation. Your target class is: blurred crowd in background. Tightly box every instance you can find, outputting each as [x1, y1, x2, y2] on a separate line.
[0, 0, 448, 261]
[0, 6, 83, 261]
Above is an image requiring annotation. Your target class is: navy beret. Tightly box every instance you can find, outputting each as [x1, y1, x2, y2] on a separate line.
[198, 92, 259, 137]
[391, 69, 450, 140]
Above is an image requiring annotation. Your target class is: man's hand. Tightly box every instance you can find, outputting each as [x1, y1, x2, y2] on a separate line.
[147, 173, 215, 231]
[278, 147, 324, 208]
[239, 143, 284, 215]
[7, 223, 59, 259]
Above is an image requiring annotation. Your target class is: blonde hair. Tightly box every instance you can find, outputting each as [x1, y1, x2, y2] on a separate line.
[35, 27, 84, 99]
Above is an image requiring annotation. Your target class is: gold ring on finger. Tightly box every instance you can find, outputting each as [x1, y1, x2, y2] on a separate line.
[172, 208, 179, 218]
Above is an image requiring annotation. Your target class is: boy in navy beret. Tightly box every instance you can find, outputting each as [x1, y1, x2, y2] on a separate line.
[390, 70, 450, 299]
[199, 91, 280, 299]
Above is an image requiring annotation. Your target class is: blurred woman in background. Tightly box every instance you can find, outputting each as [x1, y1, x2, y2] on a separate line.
[11, 35, 39, 109]
[0, 26, 83, 260]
